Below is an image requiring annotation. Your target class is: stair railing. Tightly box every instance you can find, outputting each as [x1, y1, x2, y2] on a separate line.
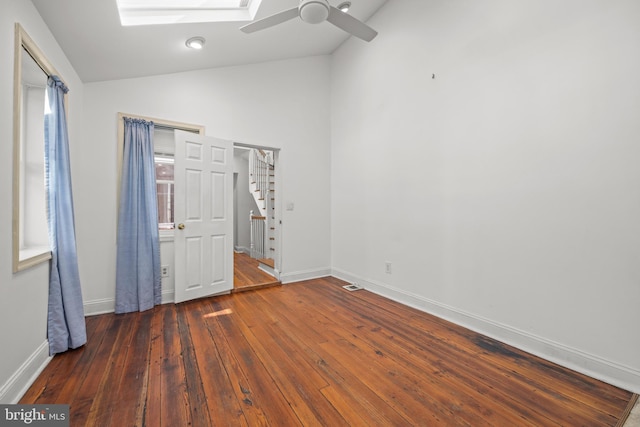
[249, 210, 266, 260]
[249, 149, 274, 262]
[249, 149, 271, 215]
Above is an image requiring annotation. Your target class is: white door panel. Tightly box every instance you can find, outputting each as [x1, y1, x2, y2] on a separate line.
[174, 131, 233, 303]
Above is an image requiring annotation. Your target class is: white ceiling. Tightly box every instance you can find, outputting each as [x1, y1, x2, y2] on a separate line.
[32, 0, 387, 83]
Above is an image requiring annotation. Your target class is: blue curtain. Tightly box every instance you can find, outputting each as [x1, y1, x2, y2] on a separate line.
[45, 76, 87, 355]
[116, 118, 161, 313]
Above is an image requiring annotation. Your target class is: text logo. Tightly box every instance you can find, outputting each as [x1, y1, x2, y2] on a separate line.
[0, 405, 69, 427]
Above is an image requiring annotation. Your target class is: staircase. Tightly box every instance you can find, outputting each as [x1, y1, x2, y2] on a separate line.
[248, 149, 276, 275]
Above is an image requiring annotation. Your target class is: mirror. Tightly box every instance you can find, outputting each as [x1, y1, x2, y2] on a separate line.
[12, 23, 63, 272]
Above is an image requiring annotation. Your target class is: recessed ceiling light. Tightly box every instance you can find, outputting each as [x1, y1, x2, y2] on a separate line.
[338, 1, 351, 13]
[185, 37, 206, 49]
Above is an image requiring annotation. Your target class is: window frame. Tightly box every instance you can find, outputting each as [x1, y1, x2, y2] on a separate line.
[116, 0, 262, 26]
[12, 23, 66, 272]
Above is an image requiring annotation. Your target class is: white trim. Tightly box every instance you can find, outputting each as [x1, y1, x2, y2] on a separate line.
[280, 267, 331, 284]
[0, 340, 52, 404]
[233, 141, 282, 152]
[12, 24, 58, 274]
[161, 289, 174, 305]
[84, 298, 115, 316]
[331, 268, 640, 395]
[159, 233, 175, 242]
[85, 292, 175, 315]
[257, 263, 278, 280]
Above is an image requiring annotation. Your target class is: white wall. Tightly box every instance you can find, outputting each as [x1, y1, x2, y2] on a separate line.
[331, 0, 640, 393]
[0, 0, 84, 403]
[80, 55, 332, 313]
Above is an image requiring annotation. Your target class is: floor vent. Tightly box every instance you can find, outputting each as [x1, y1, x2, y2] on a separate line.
[342, 284, 363, 292]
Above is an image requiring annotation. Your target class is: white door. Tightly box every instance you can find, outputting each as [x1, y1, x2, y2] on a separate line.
[173, 131, 234, 303]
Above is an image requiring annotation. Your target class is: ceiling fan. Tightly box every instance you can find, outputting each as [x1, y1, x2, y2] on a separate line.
[240, 0, 378, 42]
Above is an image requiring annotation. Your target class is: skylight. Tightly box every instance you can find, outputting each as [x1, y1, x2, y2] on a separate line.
[116, 0, 263, 26]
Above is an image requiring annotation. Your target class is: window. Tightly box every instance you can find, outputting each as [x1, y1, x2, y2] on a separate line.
[19, 52, 48, 258]
[155, 154, 175, 230]
[116, 0, 263, 25]
[13, 24, 61, 272]
[116, 112, 204, 236]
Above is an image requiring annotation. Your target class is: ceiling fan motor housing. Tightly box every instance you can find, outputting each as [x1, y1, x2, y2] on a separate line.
[299, 0, 330, 24]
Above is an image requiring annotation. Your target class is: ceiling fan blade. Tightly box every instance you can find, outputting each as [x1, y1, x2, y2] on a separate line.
[240, 7, 299, 33]
[327, 6, 377, 42]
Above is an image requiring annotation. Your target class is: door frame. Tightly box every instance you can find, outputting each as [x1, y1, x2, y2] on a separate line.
[233, 141, 283, 278]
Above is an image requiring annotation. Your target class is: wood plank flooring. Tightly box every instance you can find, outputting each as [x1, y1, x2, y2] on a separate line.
[233, 252, 280, 293]
[21, 277, 635, 426]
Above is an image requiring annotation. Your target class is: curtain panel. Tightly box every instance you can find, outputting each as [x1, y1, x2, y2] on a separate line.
[115, 117, 161, 313]
[45, 76, 87, 355]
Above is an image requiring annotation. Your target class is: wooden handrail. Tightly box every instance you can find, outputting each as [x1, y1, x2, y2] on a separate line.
[251, 215, 266, 220]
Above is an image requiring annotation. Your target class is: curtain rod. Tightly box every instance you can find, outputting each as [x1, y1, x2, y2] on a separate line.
[119, 113, 203, 134]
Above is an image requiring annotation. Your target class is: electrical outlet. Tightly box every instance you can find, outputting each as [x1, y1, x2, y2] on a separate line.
[385, 262, 392, 274]
[161, 265, 170, 278]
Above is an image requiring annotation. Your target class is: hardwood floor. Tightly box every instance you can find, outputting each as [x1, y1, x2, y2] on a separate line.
[233, 251, 280, 293]
[21, 277, 635, 426]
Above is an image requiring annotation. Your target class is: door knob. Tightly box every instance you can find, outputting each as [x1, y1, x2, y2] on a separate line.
[177, 223, 185, 230]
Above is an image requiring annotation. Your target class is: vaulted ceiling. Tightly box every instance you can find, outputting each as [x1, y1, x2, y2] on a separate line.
[32, 0, 387, 83]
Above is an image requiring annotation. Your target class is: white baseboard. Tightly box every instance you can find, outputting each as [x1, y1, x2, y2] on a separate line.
[84, 298, 115, 316]
[0, 340, 52, 404]
[280, 267, 331, 284]
[85, 290, 175, 316]
[161, 289, 174, 305]
[331, 268, 640, 394]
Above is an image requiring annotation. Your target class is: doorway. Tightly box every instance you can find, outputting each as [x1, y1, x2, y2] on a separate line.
[232, 144, 281, 292]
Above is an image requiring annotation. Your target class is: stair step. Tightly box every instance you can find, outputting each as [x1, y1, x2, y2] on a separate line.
[257, 258, 275, 268]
